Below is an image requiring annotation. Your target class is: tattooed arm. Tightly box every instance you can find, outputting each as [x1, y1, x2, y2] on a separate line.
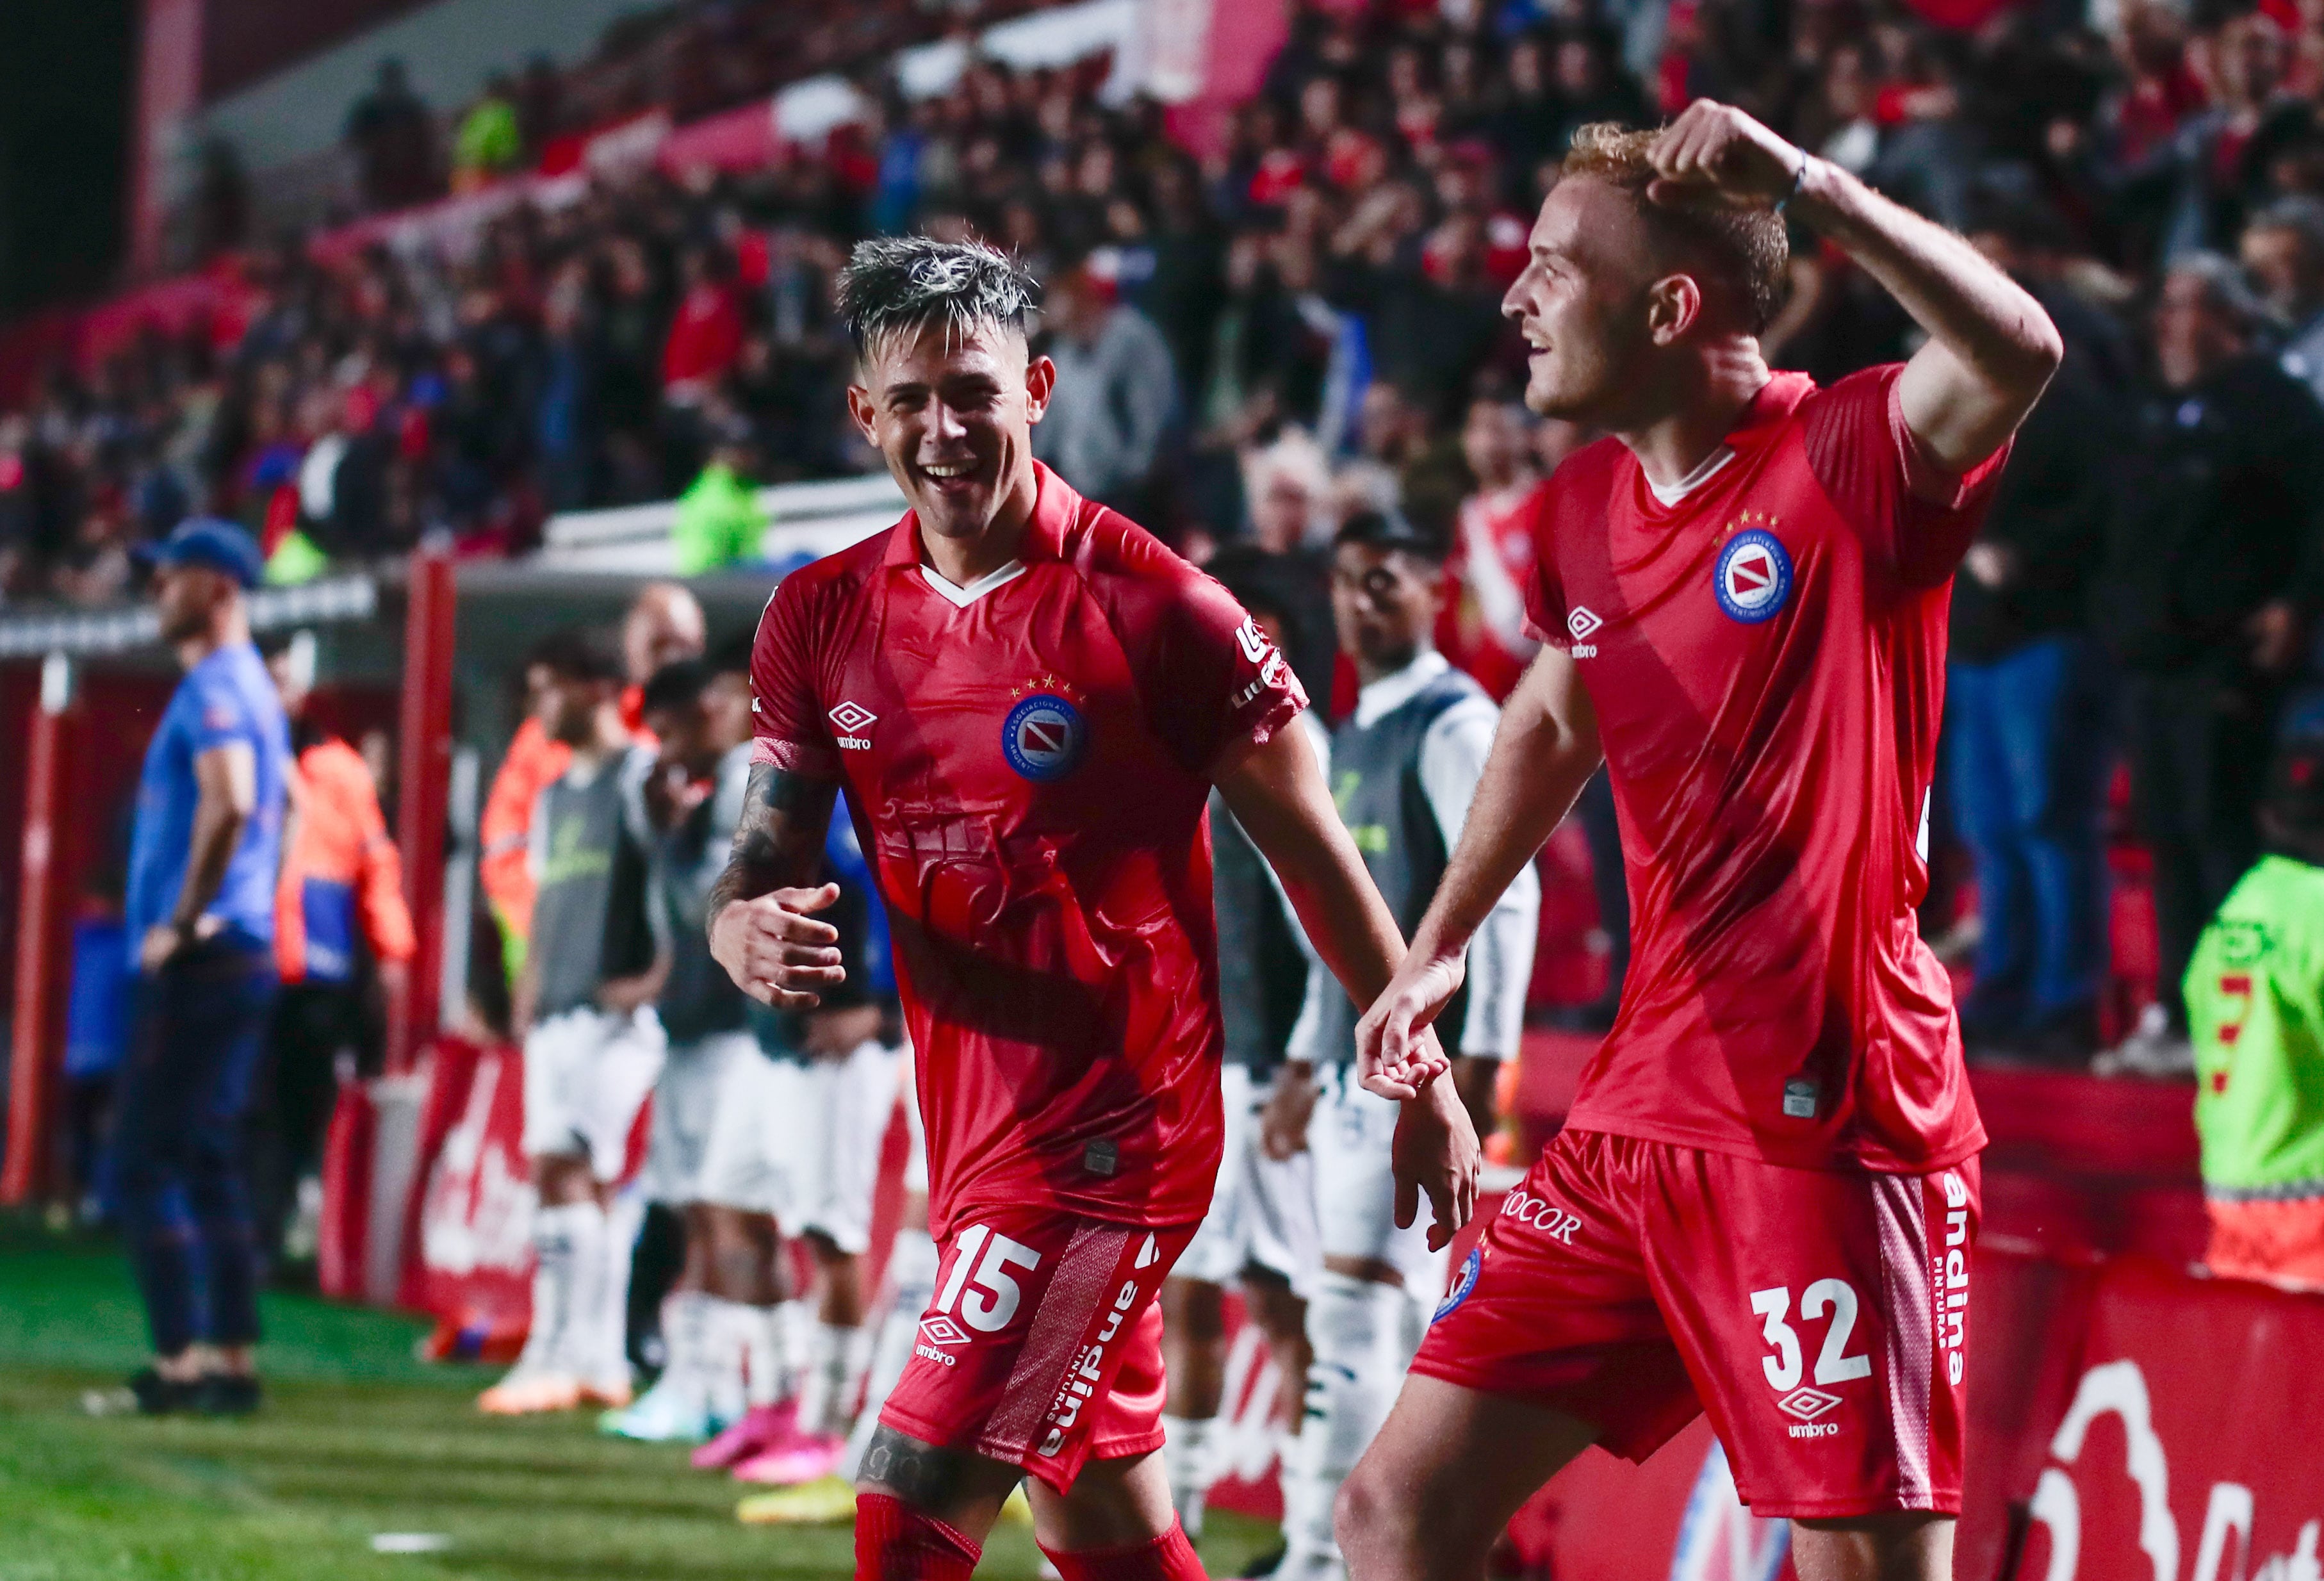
[706, 763, 848, 1009]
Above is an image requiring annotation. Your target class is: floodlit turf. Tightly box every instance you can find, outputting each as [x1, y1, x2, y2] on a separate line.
[0, 1218, 1281, 1580]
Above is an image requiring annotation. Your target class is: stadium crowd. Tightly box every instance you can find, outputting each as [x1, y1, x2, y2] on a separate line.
[3, 0, 2324, 1077]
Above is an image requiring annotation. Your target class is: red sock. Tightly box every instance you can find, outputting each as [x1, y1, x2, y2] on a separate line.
[854, 1491, 981, 1581]
[1040, 1521, 1208, 1581]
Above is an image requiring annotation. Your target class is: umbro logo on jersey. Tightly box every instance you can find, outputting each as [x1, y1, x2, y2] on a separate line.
[1567, 606, 1603, 658]
[829, 701, 876, 750]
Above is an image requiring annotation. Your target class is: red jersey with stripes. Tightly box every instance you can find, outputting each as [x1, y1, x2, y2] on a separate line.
[1525, 367, 2004, 1172]
[750, 463, 1307, 1234]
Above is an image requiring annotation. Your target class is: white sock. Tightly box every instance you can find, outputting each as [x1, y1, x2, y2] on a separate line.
[1282, 1273, 1412, 1581]
[798, 1320, 859, 1437]
[1161, 1413, 1216, 1538]
[778, 1297, 814, 1400]
[546, 1200, 609, 1382]
[701, 1298, 776, 1413]
[652, 1290, 708, 1408]
[516, 1202, 589, 1376]
[594, 1190, 643, 1387]
[839, 1227, 940, 1481]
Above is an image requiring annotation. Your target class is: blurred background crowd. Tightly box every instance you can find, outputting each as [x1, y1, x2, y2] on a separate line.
[1, 0, 2323, 1074]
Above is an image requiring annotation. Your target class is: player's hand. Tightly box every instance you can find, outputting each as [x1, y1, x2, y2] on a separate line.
[1357, 951, 1462, 1100]
[1645, 100, 1808, 214]
[710, 884, 846, 1010]
[140, 915, 220, 974]
[1392, 1076, 1482, 1251]
[1260, 1064, 1317, 1161]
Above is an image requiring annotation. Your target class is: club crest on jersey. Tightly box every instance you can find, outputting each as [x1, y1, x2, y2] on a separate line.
[1003, 676, 1088, 782]
[1714, 525, 1794, 624]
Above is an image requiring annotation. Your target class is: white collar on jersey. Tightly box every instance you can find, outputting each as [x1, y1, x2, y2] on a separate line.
[1643, 445, 1737, 506]
[1353, 649, 1453, 728]
[919, 559, 1027, 608]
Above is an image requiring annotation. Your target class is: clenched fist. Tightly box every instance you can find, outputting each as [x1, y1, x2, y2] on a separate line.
[1645, 100, 1811, 214]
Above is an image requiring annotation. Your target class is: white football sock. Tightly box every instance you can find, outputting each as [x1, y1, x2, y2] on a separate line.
[593, 1190, 643, 1387]
[548, 1200, 609, 1382]
[653, 1290, 708, 1408]
[778, 1297, 814, 1400]
[1161, 1413, 1217, 1538]
[514, 1202, 589, 1376]
[707, 1298, 785, 1412]
[1281, 1272, 1414, 1581]
[839, 1227, 940, 1480]
[798, 1320, 859, 1437]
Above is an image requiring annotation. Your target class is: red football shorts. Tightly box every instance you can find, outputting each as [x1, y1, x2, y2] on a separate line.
[1413, 1129, 1981, 1519]
[877, 1207, 1197, 1494]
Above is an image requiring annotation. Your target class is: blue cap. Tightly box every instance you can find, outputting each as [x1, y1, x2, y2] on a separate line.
[138, 517, 265, 589]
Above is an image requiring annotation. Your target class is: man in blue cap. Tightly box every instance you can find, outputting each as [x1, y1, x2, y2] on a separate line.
[115, 518, 291, 1414]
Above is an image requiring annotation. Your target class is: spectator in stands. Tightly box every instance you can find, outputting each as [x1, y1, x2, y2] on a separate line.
[256, 630, 414, 1279]
[2097, 253, 2324, 1075]
[2185, 728, 2324, 1286]
[453, 74, 524, 194]
[2243, 195, 2324, 402]
[1437, 393, 1541, 704]
[1947, 315, 2118, 1066]
[662, 245, 746, 407]
[344, 58, 441, 214]
[672, 431, 767, 577]
[1031, 256, 1177, 514]
[113, 520, 290, 1414]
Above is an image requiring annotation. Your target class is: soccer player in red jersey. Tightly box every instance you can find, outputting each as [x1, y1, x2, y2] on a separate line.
[1341, 104, 2064, 1581]
[705, 237, 1482, 1581]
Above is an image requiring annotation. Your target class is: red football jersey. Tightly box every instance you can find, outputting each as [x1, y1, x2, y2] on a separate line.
[751, 463, 1307, 1234]
[1525, 367, 2004, 1173]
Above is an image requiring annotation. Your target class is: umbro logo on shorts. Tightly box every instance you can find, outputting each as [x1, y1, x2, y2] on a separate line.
[918, 1315, 971, 1348]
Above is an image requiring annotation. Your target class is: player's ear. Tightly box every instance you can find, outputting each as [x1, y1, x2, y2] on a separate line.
[1024, 355, 1056, 423]
[845, 381, 880, 446]
[1646, 273, 1703, 346]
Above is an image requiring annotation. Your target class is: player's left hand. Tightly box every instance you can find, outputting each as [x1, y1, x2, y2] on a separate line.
[1645, 100, 1808, 214]
[139, 915, 220, 974]
[1392, 1075, 1482, 1250]
[1357, 951, 1462, 1101]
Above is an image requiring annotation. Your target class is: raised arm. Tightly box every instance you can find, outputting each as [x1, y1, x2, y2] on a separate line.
[705, 764, 847, 1010]
[1361, 644, 1601, 1078]
[1217, 725, 1479, 1247]
[1647, 99, 2063, 473]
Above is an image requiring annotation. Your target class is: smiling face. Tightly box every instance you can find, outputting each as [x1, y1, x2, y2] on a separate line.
[1502, 176, 1666, 425]
[847, 318, 1054, 549]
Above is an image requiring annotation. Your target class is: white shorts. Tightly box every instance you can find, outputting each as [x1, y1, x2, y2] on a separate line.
[522, 1006, 667, 1182]
[767, 1038, 905, 1253]
[687, 1046, 803, 1216]
[639, 1029, 773, 1209]
[1305, 1062, 1447, 1295]
[1178, 1063, 1319, 1296]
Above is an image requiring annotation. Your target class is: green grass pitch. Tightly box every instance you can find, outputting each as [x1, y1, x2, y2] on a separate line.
[0, 1218, 1278, 1580]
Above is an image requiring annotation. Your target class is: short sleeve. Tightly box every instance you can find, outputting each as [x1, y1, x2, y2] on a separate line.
[186, 668, 259, 756]
[1801, 364, 2012, 592]
[749, 575, 842, 780]
[1122, 562, 1309, 778]
[1518, 484, 1572, 648]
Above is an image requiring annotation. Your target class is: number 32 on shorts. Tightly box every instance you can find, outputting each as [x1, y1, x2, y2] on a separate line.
[1748, 1279, 1872, 1393]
